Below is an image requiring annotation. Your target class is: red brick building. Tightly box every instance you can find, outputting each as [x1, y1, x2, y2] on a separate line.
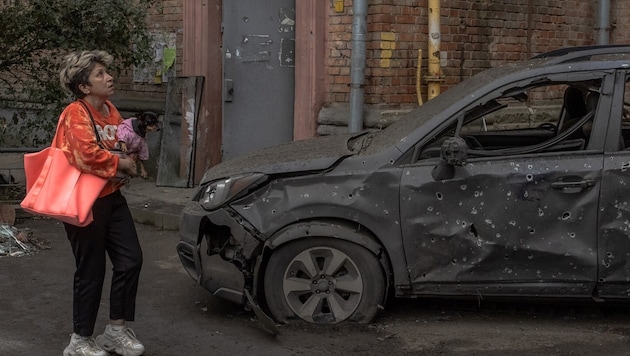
[113, 0, 630, 180]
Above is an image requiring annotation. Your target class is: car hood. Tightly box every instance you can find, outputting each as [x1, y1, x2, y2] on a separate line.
[200, 132, 363, 183]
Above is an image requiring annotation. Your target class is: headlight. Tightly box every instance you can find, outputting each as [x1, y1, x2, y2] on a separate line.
[199, 173, 266, 211]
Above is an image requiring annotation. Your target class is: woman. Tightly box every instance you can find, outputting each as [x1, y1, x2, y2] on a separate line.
[59, 50, 145, 356]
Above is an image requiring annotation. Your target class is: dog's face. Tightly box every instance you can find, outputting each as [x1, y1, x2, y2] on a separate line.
[138, 112, 160, 131]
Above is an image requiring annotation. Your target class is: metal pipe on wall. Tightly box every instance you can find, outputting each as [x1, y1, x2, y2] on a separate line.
[597, 0, 611, 45]
[348, 0, 368, 133]
[427, 0, 441, 101]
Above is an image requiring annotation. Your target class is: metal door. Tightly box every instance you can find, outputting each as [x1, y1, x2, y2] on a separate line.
[597, 70, 630, 298]
[222, 0, 295, 161]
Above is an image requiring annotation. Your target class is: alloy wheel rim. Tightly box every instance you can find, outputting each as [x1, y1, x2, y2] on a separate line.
[282, 246, 364, 323]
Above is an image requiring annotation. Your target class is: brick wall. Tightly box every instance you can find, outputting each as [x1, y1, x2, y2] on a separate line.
[325, 0, 620, 107]
[108, 0, 630, 130]
[611, 0, 630, 44]
[113, 0, 628, 110]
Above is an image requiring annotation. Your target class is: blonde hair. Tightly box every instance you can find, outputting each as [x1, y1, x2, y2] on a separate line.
[59, 50, 113, 98]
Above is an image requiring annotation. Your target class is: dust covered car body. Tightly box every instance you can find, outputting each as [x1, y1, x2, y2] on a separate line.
[177, 45, 630, 325]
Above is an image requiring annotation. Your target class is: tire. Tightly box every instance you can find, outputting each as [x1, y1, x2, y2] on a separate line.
[263, 237, 385, 324]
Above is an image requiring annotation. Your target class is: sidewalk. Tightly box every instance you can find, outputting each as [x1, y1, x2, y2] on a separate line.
[120, 177, 197, 231]
[1, 152, 196, 231]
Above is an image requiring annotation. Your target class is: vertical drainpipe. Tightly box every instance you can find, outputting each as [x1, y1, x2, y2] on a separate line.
[597, 0, 611, 45]
[348, 0, 368, 133]
[427, 0, 441, 101]
[526, 0, 533, 58]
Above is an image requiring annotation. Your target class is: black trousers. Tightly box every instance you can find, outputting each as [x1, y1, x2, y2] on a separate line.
[64, 190, 143, 337]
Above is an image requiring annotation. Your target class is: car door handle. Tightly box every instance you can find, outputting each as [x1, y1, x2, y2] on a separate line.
[551, 178, 594, 192]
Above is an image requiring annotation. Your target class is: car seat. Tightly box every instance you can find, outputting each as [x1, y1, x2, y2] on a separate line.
[558, 86, 587, 133]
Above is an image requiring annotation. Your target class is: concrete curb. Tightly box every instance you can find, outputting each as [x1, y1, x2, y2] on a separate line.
[127, 198, 182, 231]
[12, 201, 183, 231]
[120, 179, 196, 231]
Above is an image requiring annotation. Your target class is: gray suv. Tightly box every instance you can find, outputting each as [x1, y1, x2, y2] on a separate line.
[177, 45, 630, 326]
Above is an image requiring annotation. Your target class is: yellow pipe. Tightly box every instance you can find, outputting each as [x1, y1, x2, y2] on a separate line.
[416, 49, 423, 105]
[427, 0, 441, 100]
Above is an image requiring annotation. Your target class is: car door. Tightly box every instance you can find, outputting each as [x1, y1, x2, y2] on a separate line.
[399, 71, 615, 298]
[597, 70, 630, 299]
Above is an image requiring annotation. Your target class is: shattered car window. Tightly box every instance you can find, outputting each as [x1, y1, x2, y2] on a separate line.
[418, 79, 603, 160]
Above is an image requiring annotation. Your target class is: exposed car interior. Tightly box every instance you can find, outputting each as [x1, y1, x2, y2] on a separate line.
[418, 79, 607, 160]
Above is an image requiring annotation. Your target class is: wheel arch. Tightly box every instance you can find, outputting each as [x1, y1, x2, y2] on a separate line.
[257, 218, 393, 303]
[265, 218, 384, 255]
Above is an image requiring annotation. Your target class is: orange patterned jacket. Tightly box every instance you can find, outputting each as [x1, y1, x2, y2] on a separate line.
[55, 99, 123, 197]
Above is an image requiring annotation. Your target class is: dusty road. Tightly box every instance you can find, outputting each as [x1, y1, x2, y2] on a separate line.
[2, 217, 630, 355]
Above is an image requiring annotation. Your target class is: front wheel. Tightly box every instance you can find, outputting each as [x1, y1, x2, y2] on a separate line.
[263, 237, 385, 324]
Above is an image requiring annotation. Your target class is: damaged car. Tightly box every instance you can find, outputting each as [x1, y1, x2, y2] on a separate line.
[177, 45, 630, 326]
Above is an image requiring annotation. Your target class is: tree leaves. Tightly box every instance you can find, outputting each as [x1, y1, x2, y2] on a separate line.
[0, 0, 156, 106]
[0, 0, 157, 146]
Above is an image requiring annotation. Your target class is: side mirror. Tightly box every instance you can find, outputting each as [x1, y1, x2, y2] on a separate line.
[431, 137, 468, 181]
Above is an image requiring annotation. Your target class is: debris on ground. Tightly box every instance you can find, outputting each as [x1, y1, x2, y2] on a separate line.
[0, 224, 50, 257]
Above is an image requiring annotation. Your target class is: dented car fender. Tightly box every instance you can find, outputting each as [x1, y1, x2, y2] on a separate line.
[263, 219, 387, 262]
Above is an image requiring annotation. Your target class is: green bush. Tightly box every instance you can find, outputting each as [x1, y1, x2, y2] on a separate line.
[0, 0, 157, 147]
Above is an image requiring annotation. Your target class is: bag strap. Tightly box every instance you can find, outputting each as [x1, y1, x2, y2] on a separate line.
[52, 100, 103, 149]
[77, 100, 129, 186]
[51, 112, 67, 149]
[77, 100, 105, 148]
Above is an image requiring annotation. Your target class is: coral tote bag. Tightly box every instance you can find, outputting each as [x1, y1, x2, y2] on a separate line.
[20, 110, 108, 227]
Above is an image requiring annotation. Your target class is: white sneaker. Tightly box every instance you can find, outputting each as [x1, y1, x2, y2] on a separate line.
[95, 325, 145, 356]
[63, 333, 108, 356]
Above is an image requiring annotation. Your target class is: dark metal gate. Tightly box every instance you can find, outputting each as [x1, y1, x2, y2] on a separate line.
[222, 0, 296, 161]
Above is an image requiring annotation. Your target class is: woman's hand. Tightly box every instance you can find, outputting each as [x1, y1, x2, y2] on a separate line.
[118, 156, 137, 176]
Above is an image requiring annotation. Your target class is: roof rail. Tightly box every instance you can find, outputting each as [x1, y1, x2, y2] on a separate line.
[531, 45, 630, 64]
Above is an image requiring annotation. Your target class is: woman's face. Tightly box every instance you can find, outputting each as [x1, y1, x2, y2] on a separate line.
[82, 62, 114, 99]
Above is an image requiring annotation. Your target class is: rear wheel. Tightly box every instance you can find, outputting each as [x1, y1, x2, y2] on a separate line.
[263, 237, 385, 324]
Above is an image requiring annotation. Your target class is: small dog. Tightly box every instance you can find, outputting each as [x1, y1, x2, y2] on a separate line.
[116, 112, 160, 179]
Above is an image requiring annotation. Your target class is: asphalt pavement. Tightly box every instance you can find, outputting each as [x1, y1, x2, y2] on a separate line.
[5, 219, 630, 356]
[0, 218, 301, 356]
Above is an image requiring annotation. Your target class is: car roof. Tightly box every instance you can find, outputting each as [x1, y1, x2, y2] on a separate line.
[531, 44, 630, 62]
